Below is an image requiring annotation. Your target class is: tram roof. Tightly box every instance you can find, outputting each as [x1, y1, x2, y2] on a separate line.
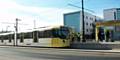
[20, 25, 63, 33]
[0, 26, 69, 35]
[0, 26, 58, 36]
[0, 32, 14, 36]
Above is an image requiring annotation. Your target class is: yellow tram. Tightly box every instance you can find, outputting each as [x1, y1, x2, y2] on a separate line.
[0, 26, 72, 47]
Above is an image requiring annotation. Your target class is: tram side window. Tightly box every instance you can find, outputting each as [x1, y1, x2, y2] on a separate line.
[11, 34, 14, 40]
[1, 35, 8, 43]
[9, 34, 12, 43]
[52, 29, 58, 38]
[17, 34, 20, 39]
[44, 30, 52, 38]
[20, 33, 24, 43]
[24, 32, 33, 39]
[38, 30, 52, 38]
[33, 31, 38, 43]
[1, 36, 3, 43]
[0, 36, 3, 43]
[0, 36, 1, 42]
[4, 35, 8, 40]
[38, 31, 44, 38]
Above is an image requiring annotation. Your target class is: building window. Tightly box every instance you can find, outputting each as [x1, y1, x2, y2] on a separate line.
[86, 16, 88, 19]
[90, 23, 92, 26]
[86, 22, 88, 25]
[91, 18, 93, 20]
[86, 29, 89, 32]
[90, 17, 93, 20]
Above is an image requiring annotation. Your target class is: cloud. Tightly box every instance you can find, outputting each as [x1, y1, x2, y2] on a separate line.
[0, 0, 76, 31]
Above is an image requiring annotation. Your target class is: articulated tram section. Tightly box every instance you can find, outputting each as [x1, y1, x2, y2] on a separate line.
[0, 20, 120, 49]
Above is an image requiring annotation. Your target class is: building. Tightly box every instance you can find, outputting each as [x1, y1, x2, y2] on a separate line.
[104, 8, 120, 40]
[104, 8, 120, 20]
[64, 11, 100, 38]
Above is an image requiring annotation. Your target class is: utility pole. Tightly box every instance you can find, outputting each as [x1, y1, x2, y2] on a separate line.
[15, 18, 20, 46]
[68, 0, 95, 42]
[34, 20, 36, 29]
[1, 19, 28, 46]
[81, 0, 86, 42]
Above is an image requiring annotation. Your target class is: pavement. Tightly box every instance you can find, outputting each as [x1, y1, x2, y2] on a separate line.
[1, 46, 120, 53]
[76, 49, 120, 53]
[0, 46, 120, 60]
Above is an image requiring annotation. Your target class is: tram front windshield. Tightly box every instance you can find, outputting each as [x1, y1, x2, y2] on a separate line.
[52, 27, 70, 39]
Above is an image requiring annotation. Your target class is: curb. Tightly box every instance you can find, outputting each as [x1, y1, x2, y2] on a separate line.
[78, 49, 120, 53]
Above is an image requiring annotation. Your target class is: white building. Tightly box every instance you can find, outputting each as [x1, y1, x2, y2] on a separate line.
[64, 11, 100, 36]
[104, 8, 120, 40]
[104, 8, 120, 20]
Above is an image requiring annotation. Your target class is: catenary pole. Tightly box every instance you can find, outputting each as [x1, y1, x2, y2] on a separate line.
[81, 0, 86, 42]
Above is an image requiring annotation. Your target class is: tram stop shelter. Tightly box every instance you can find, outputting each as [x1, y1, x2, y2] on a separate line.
[95, 20, 120, 42]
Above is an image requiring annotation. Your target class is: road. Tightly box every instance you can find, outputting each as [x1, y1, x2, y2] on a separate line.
[0, 46, 120, 60]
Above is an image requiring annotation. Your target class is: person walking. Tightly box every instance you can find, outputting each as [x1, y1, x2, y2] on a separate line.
[106, 30, 110, 42]
[98, 30, 104, 42]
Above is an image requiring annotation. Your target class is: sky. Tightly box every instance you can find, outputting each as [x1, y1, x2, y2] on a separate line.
[0, 0, 120, 32]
